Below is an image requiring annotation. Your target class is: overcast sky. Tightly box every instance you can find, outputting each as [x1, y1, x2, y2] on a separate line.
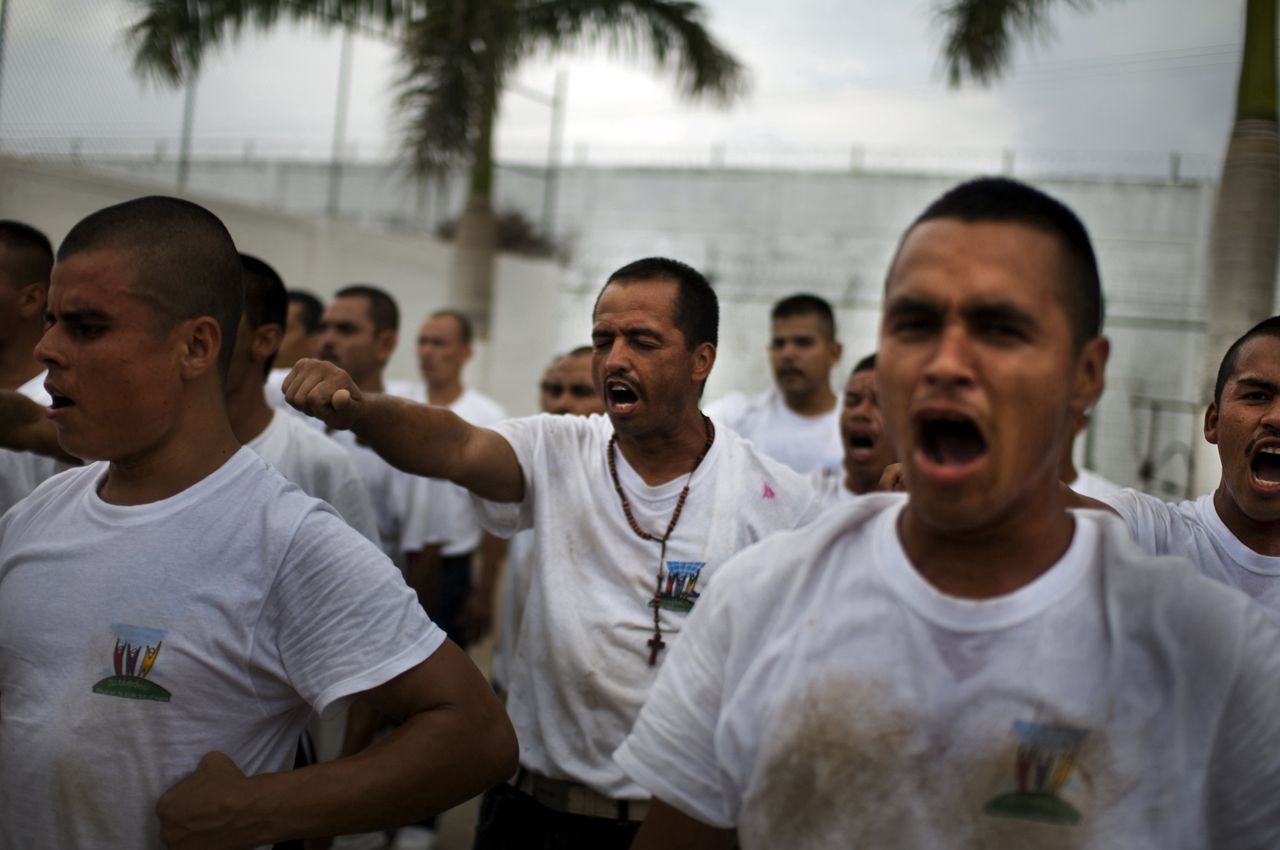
[0, 0, 1245, 174]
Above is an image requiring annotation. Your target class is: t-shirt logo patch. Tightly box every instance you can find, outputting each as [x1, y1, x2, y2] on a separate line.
[92, 623, 171, 703]
[649, 561, 705, 612]
[984, 720, 1089, 826]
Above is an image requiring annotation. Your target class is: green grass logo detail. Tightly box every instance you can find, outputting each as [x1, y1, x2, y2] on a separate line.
[92, 623, 171, 702]
[649, 561, 705, 612]
[984, 720, 1088, 826]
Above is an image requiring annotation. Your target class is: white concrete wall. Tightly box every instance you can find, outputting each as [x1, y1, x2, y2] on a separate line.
[0, 156, 564, 417]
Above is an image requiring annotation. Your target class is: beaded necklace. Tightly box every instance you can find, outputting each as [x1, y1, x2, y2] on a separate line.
[607, 414, 715, 666]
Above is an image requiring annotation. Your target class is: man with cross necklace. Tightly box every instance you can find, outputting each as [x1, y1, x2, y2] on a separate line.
[285, 257, 821, 850]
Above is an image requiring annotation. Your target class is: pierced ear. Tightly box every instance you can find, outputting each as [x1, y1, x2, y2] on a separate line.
[692, 342, 717, 384]
[1204, 401, 1220, 445]
[180, 317, 222, 380]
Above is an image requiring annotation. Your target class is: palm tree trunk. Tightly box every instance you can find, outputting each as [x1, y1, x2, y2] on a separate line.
[448, 62, 499, 339]
[1202, 0, 1279, 403]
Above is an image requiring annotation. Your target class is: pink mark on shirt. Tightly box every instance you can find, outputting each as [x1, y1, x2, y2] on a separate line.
[762, 482, 776, 500]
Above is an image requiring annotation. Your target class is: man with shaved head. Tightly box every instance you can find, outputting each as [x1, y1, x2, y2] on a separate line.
[618, 177, 1280, 849]
[0, 196, 514, 849]
[0, 220, 67, 515]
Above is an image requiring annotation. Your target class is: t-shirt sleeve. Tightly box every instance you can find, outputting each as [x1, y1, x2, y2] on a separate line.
[471, 417, 543, 538]
[400, 475, 467, 553]
[1099, 488, 1178, 555]
[614, 574, 740, 828]
[1205, 602, 1280, 847]
[325, 460, 381, 545]
[264, 505, 447, 717]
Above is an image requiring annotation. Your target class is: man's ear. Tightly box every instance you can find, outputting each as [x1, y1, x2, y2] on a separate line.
[252, 323, 283, 366]
[692, 342, 716, 385]
[17, 283, 46, 320]
[1204, 401, 1220, 445]
[179, 316, 222, 380]
[1068, 336, 1109, 420]
[374, 329, 398, 364]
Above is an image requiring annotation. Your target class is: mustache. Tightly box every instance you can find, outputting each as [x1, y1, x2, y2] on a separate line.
[1244, 425, 1280, 457]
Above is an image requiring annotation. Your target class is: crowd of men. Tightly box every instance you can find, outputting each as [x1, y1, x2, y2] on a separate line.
[1, 175, 1279, 850]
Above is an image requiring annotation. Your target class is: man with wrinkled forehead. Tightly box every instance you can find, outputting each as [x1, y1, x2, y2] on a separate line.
[617, 177, 1280, 850]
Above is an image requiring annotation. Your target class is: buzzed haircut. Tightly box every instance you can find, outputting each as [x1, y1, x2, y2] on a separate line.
[600, 257, 719, 349]
[900, 176, 1104, 348]
[567, 344, 593, 358]
[1215, 315, 1280, 405]
[773, 293, 837, 340]
[430, 308, 473, 345]
[239, 254, 287, 330]
[853, 353, 876, 375]
[56, 196, 243, 379]
[288, 290, 325, 334]
[336, 284, 399, 333]
[0, 220, 54, 290]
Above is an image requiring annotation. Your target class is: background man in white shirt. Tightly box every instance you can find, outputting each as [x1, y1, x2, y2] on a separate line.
[817, 353, 898, 503]
[266, 288, 325, 410]
[617, 177, 1280, 849]
[540, 345, 601, 416]
[285, 256, 819, 850]
[707, 293, 843, 476]
[1085, 315, 1280, 620]
[0, 195, 515, 849]
[0, 219, 65, 515]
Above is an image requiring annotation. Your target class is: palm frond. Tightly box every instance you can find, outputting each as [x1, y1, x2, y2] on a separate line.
[936, 0, 1094, 87]
[514, 0, 749, 104]
[127, 0, 420, 84]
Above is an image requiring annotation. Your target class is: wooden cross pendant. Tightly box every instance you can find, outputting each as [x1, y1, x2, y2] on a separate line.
[647, 633, 667, 666]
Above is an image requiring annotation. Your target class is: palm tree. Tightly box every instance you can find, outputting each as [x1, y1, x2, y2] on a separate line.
[938, 0, 1277, 401]
[127, 0, 748, 335]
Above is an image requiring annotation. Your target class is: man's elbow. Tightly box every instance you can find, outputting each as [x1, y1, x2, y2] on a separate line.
[477, 709, 519, 785]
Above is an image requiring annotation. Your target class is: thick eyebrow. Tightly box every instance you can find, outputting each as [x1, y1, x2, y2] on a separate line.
[48, 307, 112, 325]
[1234, 376, 1280, 395]
[883, 295, 943, 322]
[592, 325, 663, 342]
[960, 300, 1040, 333]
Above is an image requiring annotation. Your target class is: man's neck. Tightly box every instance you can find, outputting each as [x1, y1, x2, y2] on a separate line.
[426, 377, 464, 408]
[225, 376, 275, 445]
[782, 385, 837, 418]
[355, 371, 386, 395]
[898, 479, 1075, 599]
[101, 394, 241, 506]
[614, 409, 713, 487]
[1213, 486, 1280, 556]
[0, 338, 44, 392]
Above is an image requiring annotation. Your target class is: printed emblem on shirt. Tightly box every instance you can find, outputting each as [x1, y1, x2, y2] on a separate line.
[984, 720, 1089, 826]
[649, 561, 705, 612]
[91, 623, 171, 703]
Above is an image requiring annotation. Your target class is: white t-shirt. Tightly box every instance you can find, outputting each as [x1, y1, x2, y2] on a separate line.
[491, 527, 534, 691]
[248, 409, 380, 543]
[0, 448, 445, 850]
[707, 389, 842, 476]
[1069, 468, 1124, 502]
[1103, 489, 1280, 623]
[402, 386, 508, 557]
[474, 412, 821, 799]
[615, 495, 1280, 848]
[0, 371, 67, 517]
[808, 464, 854, 511]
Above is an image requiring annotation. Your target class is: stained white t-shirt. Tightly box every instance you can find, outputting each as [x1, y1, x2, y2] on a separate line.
[402, 386, 509, 557]
[0, 448, 445, 850]
[0, 371, 68, 517]
[707, 389, 842, 476]
[248, 409, 379, 543]
[491, 527, 534, 691]
[473, 412, 821, 799]
[615, 495, 1280, 848]
[1103, 489, 1280, 623]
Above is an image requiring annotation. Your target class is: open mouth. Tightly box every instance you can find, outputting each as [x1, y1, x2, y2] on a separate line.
[845, 430, 876, 461]
[606, 379, 640, 412]
[1251, 446, 1280, 485]
[46, 385, 75, 412]
[918, 412, 988, 469]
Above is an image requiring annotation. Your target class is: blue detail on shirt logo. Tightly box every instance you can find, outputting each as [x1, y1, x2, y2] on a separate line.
[649, 561, 705, 612]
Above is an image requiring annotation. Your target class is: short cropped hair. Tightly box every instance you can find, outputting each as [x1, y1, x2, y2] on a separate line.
[772, 293, 836, 340]
[853, 353, 876, 374]
[899, 177, 1103, 348]
[57, 196, 243, 379]
[240, 254, 287, 331]
[336, 284, 399, 334]
[599, 257, 718, 349]
[430, 308, 473, 345]
[288, 290, 325, 334]
[0, 220, 54, 290]
[567, 344, 593, 358]
[1215, 315, 1280, 405]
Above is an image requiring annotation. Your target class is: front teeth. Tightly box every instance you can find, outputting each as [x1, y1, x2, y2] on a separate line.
[1260, 447, 1280, 456]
